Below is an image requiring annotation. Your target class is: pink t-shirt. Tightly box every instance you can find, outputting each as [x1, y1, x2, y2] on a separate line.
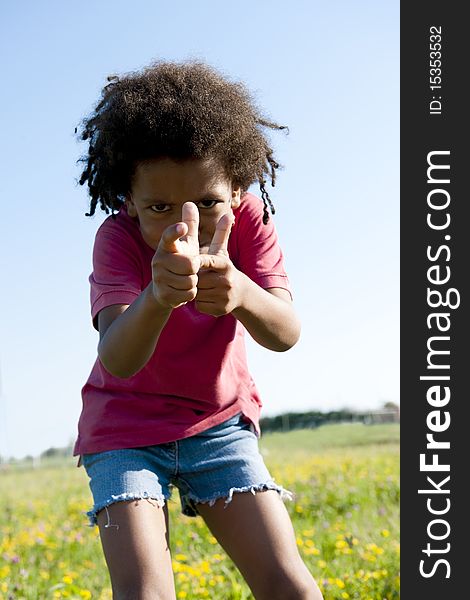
[73, 192, 291, 458]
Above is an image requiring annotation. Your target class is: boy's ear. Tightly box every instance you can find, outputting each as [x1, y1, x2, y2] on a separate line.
[125, 194, 138, 217]
[231, 186, 242, 209]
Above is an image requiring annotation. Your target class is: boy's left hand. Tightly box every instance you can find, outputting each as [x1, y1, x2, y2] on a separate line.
[195, 213, 244, 316]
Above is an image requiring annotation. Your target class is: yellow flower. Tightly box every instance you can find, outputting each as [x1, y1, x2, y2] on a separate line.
[342, 593, 350, 599]
[201, 560, 211, 572]
[381, 529, 390, 537]
[175, 553, 188, 561]
[172, 560, 182, 573]
[208, 536, 218, 545]
[372, 570, 382, 579]
[364, 552, 377, 562]
[211, 553, 224, 562]
[0, 565, 11, 578]
[63, 575, 74, 584]
[79, 592, 92, 599]
[318, 560, 327, 569]
[177, 592, 187, 599]
[335, 578, 345, 589]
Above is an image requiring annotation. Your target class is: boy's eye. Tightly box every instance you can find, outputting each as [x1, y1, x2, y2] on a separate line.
[197, 199, 218, 209]
[150, 204, 170, 213]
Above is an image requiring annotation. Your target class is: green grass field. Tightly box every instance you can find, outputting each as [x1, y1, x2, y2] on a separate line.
[0, 424, 399, 599]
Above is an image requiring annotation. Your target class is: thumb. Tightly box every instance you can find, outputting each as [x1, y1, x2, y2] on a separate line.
[198, 253, 228, 271]
[158, 222, 188, 253]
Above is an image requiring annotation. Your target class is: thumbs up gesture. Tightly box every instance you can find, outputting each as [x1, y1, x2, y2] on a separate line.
[151, 202, 241, 314]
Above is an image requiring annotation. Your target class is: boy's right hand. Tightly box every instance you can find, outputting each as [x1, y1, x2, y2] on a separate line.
[151, 202, 201, 309]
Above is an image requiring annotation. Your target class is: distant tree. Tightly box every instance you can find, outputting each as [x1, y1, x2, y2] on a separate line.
[41, 447, 62, 459]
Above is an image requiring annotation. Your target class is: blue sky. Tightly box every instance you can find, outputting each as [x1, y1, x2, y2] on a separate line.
[0, 1, 399, 459]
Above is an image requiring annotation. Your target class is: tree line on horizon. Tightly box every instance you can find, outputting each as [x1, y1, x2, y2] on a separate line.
[0, 403, 399, 464]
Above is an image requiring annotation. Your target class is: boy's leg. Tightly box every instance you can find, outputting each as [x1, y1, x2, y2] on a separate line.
[195, 490, 323, 600]
[96, 499, 176, 600]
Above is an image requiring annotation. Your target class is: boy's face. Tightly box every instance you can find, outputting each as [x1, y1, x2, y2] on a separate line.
[126, 157, 241, 252]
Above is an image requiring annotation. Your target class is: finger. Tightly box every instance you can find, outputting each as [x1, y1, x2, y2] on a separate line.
[181, 202, 199, 248]
[208, 212, 234, 255]
[158, 288, 197, 309]
[156, 272, 198, 291]
[162, 253, 200, 275]
[196, 271, 220, 289]
[194, 288, 218, 302]
[194, 298, 216, 309]
[159, 222, 187, 253]
[198, 253, 228, 271]
[195, 300, 224, 317]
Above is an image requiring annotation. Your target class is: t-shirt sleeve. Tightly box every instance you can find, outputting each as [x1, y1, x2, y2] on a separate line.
[235, 195, 292, 298]
[89, 219, 143, 330]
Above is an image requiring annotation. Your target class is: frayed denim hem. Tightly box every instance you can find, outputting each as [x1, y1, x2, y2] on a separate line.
[182, 480, 295, 517]
[84, 491, 170, 528]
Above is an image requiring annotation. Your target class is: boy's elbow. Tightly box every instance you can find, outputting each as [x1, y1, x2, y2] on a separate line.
[272, 322, 301, 352]
[98, 345, 137, 379]
[99, 357, 133, 379]
[273, 342, 294, 353]
[276, 336, 300, 353]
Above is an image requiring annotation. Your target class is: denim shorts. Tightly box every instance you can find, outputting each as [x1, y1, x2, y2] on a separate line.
[81, 412, 294, 527]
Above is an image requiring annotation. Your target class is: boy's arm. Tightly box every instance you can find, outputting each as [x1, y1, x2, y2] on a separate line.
[196, 217, 300, 352]
[232, 282, 300, 352]
[196, 263, 300, 352]
[96, 286, 172, 378]
[97, 204, 202, 378]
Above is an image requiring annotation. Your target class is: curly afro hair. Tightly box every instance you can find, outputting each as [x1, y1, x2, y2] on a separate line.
[76, 60, 287, 224]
